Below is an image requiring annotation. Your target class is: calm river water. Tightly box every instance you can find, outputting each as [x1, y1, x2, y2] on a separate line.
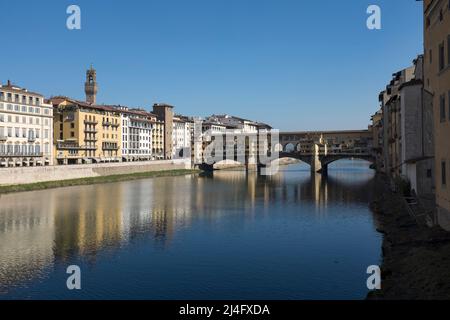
[0, 160, 382, 300]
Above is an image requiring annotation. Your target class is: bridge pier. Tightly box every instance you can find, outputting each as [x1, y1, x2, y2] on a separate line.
[317, 163, 328, 175]
[197, 163, 215, 172]
[310, 144, 323, 174]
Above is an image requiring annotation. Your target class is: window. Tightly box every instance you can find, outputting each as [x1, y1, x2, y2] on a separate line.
[440, 9, 443, 21]
[449, 91, 450, 120]
[71, 131, 75, 138]
[70, 122, 75, 129]
[441, 94, 447, 122]
[448, 35, 450, 65]
[439, 42, 445, 71]
[427, 17, 431, 28]
[442, 161, 447, 186]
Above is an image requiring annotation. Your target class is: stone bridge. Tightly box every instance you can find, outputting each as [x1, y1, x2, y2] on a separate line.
[276, 130, 374, 173]
[197, 129, 374, 174]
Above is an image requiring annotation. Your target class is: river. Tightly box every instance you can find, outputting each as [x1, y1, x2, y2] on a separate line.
[0, 160, 382, 300]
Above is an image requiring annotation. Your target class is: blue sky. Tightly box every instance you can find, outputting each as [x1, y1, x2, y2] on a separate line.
[1, 0, 423, 131]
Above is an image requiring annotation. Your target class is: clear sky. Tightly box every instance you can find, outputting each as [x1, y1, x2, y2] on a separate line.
[1, 0, 423, 131]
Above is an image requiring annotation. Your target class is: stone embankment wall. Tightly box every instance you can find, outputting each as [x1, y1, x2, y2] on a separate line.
[0, 159, 191, 186]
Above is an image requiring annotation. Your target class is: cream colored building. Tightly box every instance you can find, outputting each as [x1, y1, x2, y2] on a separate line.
[423, 0, 450, 215]
[116, 106, 157, 161]
[172, 116, 191, 159]
[0, 81, 53, 167]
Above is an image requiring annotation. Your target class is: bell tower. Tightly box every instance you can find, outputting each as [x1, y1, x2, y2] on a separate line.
[85, 65, 98, 104]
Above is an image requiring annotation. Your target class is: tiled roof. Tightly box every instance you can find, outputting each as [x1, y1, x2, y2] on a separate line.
[0, 81, 44, 97]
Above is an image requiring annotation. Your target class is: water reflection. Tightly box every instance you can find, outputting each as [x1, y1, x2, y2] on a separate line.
[0, 160, 379, 298]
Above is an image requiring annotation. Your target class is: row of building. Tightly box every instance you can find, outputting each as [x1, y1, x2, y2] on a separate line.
[0, 66, 270, 167]
[370, 0, 450, 218]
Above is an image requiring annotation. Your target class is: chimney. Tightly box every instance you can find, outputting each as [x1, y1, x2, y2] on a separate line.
[7, 80, 11, 86]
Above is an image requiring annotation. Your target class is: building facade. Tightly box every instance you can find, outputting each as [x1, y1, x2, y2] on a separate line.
[380, 66, 416, 178]
[117, 106, 157, 162]
[0, 81, 53, 167]
[151, 119, 165, 160]
[423, 0, 450, 215]
[172, 116, 191, 159]
[152, 103, 174, 160]
[370, 110, 384, 172]
[399, 55, 435, 196]
[375, 54, 435, 196]
[52, 97, 122, 164]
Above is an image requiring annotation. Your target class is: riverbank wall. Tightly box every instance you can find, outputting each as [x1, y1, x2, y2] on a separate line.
[367, 175, 450, 300]
[0, 159, 191, 186]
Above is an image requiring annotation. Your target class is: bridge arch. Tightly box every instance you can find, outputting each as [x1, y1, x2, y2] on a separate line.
[274, 143, 283, 153]
[284, 143, 295, 153]
[320, 155, 375, 168]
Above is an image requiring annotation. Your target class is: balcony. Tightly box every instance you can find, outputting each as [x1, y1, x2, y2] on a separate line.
[84, 137, 98, 142]
[0, 152, 44, 157]
[84, 119, 98, 125]
[84, 128, 98, 133]
[102, 145, 119, 151]
[56, 153, 79, 159]
[111, 122, 120, 128]
[0, 135, 7, 142]
[57, 141, 81, 150]
[28, 137, 36, 142]
[102, 121, 112, 127]
[82, 145, 98, 150]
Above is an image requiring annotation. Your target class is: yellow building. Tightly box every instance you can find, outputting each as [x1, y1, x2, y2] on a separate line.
[152, 119, 165, 160]
[423, 0, 450, 216]
[51, 97, 122, 165]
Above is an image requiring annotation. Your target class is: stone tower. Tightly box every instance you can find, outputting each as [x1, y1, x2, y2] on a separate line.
[153, 103, 174, 160]
[85, 65, 98, 104]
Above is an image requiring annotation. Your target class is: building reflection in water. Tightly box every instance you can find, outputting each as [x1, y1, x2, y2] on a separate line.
[0, 160, 379, 293]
